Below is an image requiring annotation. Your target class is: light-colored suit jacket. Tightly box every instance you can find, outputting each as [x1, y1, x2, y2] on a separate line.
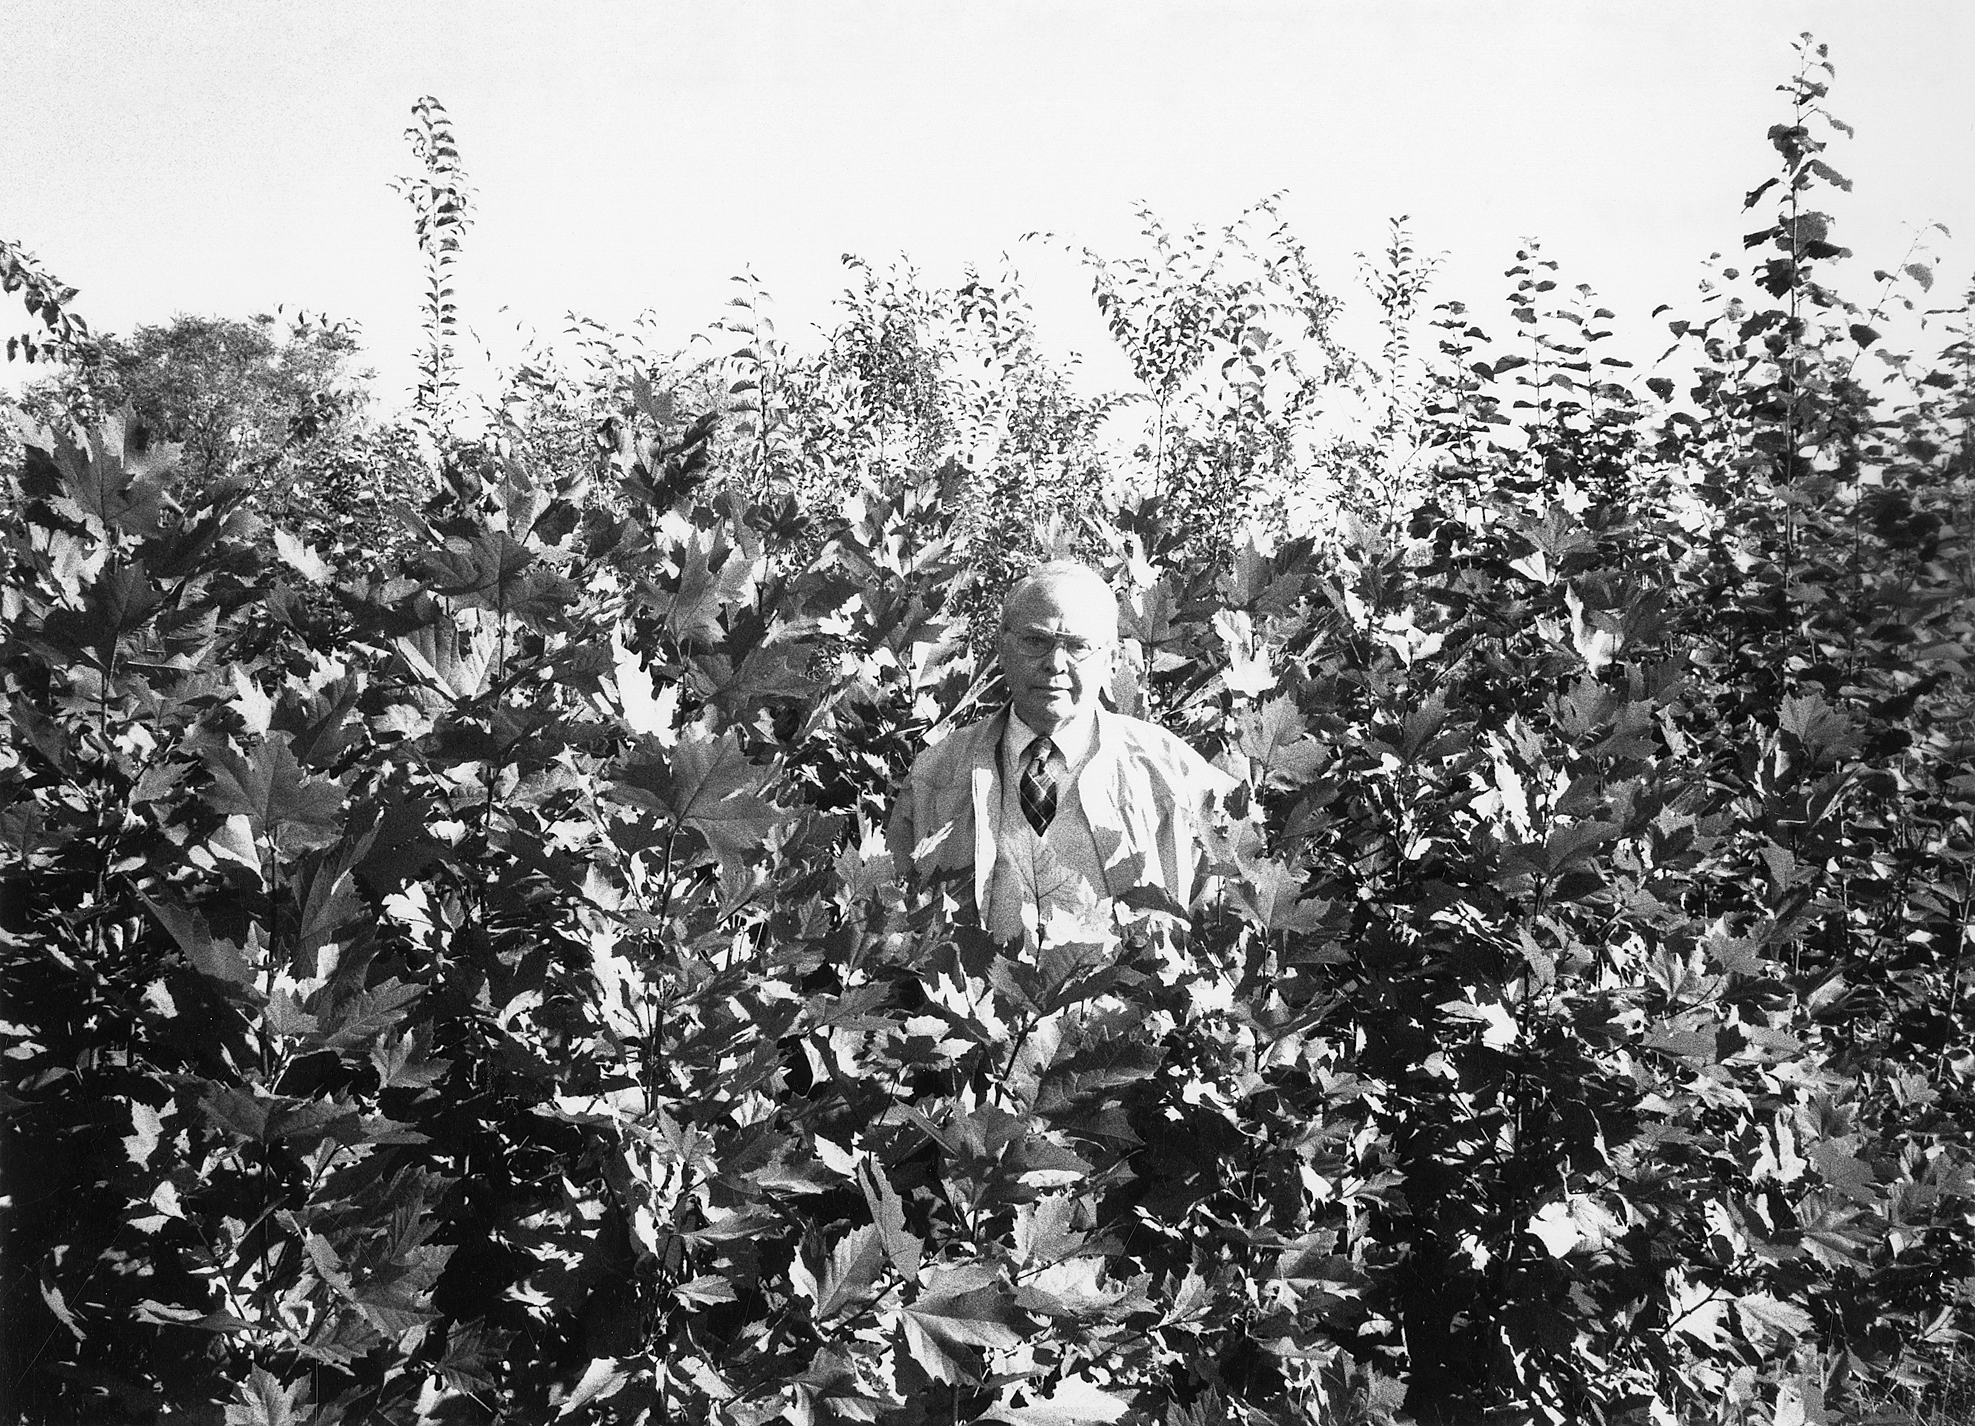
[887, 706, 1235, 924]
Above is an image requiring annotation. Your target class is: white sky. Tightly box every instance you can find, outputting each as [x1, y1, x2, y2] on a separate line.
[3, 2, 1971, 410]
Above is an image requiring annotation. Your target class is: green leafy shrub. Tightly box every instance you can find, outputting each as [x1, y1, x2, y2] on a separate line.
[5, 33, 1975, 1426]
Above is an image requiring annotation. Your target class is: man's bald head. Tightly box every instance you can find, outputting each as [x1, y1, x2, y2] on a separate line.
[1000, 561, 1120, 640]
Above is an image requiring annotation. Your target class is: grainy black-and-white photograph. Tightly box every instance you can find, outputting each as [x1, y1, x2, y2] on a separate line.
[4, 4, 1974, 1422]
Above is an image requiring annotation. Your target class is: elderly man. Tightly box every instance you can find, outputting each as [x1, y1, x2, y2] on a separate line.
[888, 560, 1233, 945]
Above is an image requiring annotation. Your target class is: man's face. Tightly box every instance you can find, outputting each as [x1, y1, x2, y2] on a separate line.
[998, 578, 1118, 734]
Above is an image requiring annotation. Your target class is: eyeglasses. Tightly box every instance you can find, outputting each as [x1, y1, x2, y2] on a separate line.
[1008, 631, 1112, 661]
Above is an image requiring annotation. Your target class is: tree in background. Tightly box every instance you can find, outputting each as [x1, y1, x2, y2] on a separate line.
[0, 238, 104, 474]
[8, 311, 428, 567]
[14, 311, 364, 479]
[2, 237, 102, 369]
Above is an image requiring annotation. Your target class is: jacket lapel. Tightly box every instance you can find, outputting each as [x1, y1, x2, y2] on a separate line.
[967, 710, 1008, 914]
[1075, 710, 1153, 896]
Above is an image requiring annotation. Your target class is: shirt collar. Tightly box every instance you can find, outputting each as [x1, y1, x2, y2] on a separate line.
[1004, 706, 1100, 769]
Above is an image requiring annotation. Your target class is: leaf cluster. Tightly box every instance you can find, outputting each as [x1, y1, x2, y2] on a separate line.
[7, 35, 1975, 1426]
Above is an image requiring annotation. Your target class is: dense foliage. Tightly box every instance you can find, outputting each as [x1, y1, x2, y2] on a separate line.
[5, 37, 1975, 1426]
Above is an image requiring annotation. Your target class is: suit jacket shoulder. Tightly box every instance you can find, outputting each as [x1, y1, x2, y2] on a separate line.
[904, 712, 1002, 788]
[1094, 709, 1238, 803]
[885, 710, 1005, 881]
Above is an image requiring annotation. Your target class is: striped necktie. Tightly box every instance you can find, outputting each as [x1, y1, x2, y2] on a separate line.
[1018, 736, 1058, 835]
